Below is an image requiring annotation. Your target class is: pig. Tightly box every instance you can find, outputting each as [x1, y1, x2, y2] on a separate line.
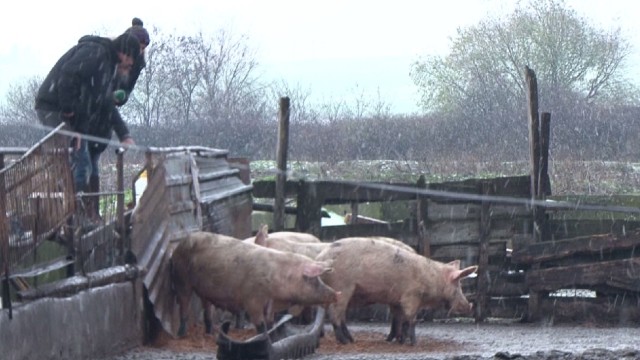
[247, 232, 418, 327]
[242, 227, 331, 324]
[315, 237, 477, 345]
[268, 231, 322, 243]
[170, 230, 340, 337]
[244, 229, 330, 260]
[367, 236, 416, 253]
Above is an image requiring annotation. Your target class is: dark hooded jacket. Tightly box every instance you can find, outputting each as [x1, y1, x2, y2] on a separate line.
[115, 55, 146, 106]
[87, 42, 146, 154]
[34, 36, 131, 136]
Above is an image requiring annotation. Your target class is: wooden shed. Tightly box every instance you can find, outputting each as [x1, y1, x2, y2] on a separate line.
[129, 146, 253, 337]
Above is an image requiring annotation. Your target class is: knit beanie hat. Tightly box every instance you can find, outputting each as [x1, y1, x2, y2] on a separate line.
[125, 17, 150, 45]
[113, 33, 141, 61]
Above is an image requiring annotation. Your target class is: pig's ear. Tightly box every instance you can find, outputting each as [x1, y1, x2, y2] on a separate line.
[303, 262, 331, 278]
[254, 224, 269, 246]
[450, 266, 479, 282]
[446, 260, 461, 269]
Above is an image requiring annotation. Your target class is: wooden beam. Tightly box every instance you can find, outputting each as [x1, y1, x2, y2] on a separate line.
[511, 230, 640, 265]
[273, 97, 290, 231]
[475, 181, 492, 322]
[525, 65, 542, 322]
[527, 258, 640, 292]
[416, 175, 430, 257]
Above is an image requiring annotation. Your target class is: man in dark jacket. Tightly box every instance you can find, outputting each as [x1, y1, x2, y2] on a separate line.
[35, 33, 140, 195]
[83, 18, 150, 220]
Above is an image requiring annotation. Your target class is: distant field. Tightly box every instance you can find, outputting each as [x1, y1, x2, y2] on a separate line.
[249, 159, 640, 196]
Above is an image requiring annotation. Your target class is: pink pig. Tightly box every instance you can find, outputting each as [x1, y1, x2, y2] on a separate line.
[316, 237, 477, 345]
[171, 231, 340, 336]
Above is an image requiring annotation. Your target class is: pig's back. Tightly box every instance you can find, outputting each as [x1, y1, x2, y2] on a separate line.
[317, 237, 422, 302]
[269, 232, 321, 243]
[265, 238, 329, 259]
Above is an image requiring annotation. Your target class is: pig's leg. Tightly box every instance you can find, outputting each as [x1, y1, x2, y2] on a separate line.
[386, 305, 403, 342]
[327, 286, 354, 344]
[340, 321, 354, 343]
[246, 300, 268, 334]
[400, 298, 420, 346]
[176, 287, 193, 337]
[201, 299, 213, 334]
[405, 316, 418, 346]
[264, 299, 275, 329]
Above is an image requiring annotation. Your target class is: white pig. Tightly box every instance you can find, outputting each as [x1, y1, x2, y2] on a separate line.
[316, 237, 477, 345]
[170, 231, 340, 337]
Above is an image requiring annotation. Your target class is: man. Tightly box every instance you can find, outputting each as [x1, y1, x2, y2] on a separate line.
[35, 32, 140, 196]
[84, 18, 151, 220]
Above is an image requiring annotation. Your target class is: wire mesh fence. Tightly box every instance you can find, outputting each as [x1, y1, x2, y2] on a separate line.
[0, 126, 75, 278]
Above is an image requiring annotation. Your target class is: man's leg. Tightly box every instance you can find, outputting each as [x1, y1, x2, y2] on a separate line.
[71, 139, 91, 193]
[87, 151, 102, 221]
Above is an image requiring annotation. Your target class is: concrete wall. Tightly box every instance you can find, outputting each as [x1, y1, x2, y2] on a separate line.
[0, 280, 145, 360]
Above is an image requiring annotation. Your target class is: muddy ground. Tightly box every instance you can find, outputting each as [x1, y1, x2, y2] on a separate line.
[103, 319, 640, 360]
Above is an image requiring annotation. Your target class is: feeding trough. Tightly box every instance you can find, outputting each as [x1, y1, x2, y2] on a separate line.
[216, 307, 325, 360]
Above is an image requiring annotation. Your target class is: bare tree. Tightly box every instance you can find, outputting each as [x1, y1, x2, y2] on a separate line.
[0, 77, 40, 124]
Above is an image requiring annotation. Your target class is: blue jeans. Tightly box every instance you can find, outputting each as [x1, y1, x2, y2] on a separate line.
[36, 109, 98, 193]
[71, 139, 92, 192]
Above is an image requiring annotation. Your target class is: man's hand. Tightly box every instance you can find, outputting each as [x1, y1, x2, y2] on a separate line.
[73, 133, 82, 150]
[121, 137, 135, 147]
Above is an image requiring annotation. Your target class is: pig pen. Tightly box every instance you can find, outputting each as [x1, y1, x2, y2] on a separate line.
[104, 319, 640, 360]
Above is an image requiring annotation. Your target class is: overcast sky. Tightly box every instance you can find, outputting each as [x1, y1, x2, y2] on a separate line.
[1, 0, 639, 114]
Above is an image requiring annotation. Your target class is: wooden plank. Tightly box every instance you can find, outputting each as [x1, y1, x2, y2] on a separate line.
[427, 176, 530, 199]
[526, 258, 640, 292]
[430, 242, 506, 263]
[537, 296, 640, 324]
[549, 219, 640, 240]
[511, 230, 640, 265]
[429, 219, 515, 246]
[430, 220, 479, 244]
[320, 223, 413, 242]
[428, 202, 530, 221]
[487, 274, 529, 297]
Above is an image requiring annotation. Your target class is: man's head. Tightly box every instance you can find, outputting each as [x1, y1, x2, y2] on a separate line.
[125, 17, 151, 53]
[112, 33, 140, 76]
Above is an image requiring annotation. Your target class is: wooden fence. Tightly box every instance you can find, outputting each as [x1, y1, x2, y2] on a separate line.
[252, 175, 640, 324]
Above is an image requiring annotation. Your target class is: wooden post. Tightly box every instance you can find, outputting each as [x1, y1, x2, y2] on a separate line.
[296, 181, 322, 237]
[526, 66, 540, 215]
[539, 112, 551, 241]
[295, 180, 308, 232]
[274, 97, 290, 231]
[415, 175, 430, 257]
[116, 148, 125, 264]
[539, 112, 551, 197]
[0, 153, 12, 318]
[525, 66, 541, 322]
[475, 181, 492, 322]
[349, 202, 358, 224]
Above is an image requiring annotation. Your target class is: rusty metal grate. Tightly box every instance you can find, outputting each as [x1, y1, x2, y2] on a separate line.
[0, 125, 75, 277]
